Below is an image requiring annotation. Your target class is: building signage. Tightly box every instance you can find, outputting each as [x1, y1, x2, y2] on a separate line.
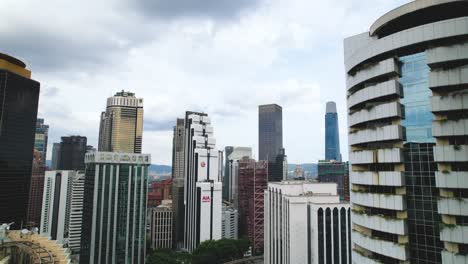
[202, 195, 211, 203]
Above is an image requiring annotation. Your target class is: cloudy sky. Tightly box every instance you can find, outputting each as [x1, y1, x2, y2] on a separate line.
[1, 0, 410, 165]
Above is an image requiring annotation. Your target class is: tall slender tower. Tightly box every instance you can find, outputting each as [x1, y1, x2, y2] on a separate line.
[98, 91, 143, 153]
[171, 118, 186, 249]
[258, 104, 283, 162]
[0, 53, 40, 229]
[182, 112, 222, 252]
[344, 1, 468, 263]
[325, 101, 341, 161]
[57, 136, 87, 171]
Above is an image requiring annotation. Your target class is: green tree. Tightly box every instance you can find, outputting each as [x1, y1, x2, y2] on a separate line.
[147, 249, 191, 264]
[192, 238, 251, 264]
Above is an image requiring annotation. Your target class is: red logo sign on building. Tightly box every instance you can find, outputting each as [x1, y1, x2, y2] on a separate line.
[201, 161, 206, 168]
[202, 195, 211, 203]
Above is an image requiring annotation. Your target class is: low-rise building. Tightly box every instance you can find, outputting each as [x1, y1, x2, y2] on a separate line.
[148, 201, 173, 250]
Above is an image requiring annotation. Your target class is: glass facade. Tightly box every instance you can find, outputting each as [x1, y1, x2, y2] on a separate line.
[325, 111, 341, 161]
[400, 52, 442, 264]
[0, 69, 40, 229]
[258, 104, 283, 162]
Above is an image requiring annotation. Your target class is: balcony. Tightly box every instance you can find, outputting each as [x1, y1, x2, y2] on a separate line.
[348, 79, 400, 109]
[351, 191, 406, 210]
[429, 65, 468, 89]
[433, 119, 468, 137]
[431, 94, 468, 113]
[438, 198, 468, 216]
[351, 171, 404, 186]
[349, 102, 402, 127]
[347, 58, 399, 91]
[349, 150, 375, 164]
[435, 171, 468, 189]
[434, 145, 468, 162]
[352, 212, 407, 235]
[441, 250, 468, 264]
[377, 148, 403, 163]
[427, 42, 468, 66]
[352, 230, 408, 261]
[352, 250, 383, 264]
[440, 225, 468, 244]
[349, 125, 403, 145]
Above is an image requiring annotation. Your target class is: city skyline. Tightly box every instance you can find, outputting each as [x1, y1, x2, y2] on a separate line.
[0, 0, 411, 165]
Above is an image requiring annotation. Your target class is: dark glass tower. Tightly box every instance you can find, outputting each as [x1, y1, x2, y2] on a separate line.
[258, 104, 283, 162]
[57, 136, 87, 171]
[223, 146, 234, 201]
[325, 101, 341, 161]
[0, 53, 40, 229]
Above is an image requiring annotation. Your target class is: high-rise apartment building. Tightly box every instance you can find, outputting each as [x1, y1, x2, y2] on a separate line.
[264, 182, 351, 264]
[325, 101, 341, 161]
[40, 170, 83, 245]
[51, 143, 61, 170]
[0, 53, 40, 229]
[171, 118, 185, 249]
[148, 201, 173, 250]
[222, 203, 238, 240]
[344, 1, 468, 263]
[69, 172, 85, 254]
[57, 136, 87, 171]
[238, 158, 268, 255]
[27, 118, 50, 228]
[224, 146, 252, 204]
[182, 112, 222, 252]
[98, 91, 143, 154]
[259, 104, 283, 162]
[79, 152, 151, 264]
[318, 160, 350, 201]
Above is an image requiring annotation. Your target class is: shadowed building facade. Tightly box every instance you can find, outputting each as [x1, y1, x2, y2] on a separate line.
[0, 53, 40, 229]
[57, 136, 87, 171]
[98, 91, 143, 154]
[344, 1, 468, 263]
[259, 104, 283, 162]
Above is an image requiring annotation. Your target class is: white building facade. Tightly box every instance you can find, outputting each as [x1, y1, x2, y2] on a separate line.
[222, 204, 238, 240]
[40, 170, 83, 245]
[183, 112, 222, 252]
[68, 172, 85, 254]
[149, 202, 173, 250]
[264, 181, 351, 264]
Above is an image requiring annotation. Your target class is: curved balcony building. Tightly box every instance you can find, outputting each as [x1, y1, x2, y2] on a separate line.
[344, 1, 468, 263]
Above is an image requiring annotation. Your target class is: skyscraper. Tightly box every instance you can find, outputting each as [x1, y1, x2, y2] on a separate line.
[182, 112, 222, 252]
[51, 143, 61, 170]
[79, 152, 151, 264]
[264, 182, 351, 264]
[40, 170, 83, 245]
[258, 104, 283, 162]
[98, 91, 143, 154]
[57, 136, 87, 171]
[27, 118, 50, 228]
[223, 146, 252, 204]
[325, 101, 341, 161]
[69, 172, 85, 254]
[0, 53, 40, 229]
[171, 118, 185, 249]
[317, 160, 350, 201]
[344, 1, 468, 263]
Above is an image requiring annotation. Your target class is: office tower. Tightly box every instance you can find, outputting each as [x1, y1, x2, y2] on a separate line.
[237, 158, 268, 255]
[69, 172, 85, 254]
[269, 148, 287, 182]
[79, 152, 151, 264]
[344, 1, 468, 263]
[58, 136, 87, 171]
[0, 53, 40, 229]
[222, 203, 238, 240]
[223, 146, 234, 201]
[224, 146, 252, 204]
[182, 112, 222, 252]
[148, 178, 172, 207]
[318, 160, 350, 201]
[264, 181, 351, 264]
[171, 118, 185, 249]
[148, 201, 173, 250]
[325, 102, 341, 161]
[27, 119, 50, 228]
[51, 143, 61, 170]
[40, 170, 83, 244]
[258, 104, 283, 162]
[98, 91, 143, 153]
